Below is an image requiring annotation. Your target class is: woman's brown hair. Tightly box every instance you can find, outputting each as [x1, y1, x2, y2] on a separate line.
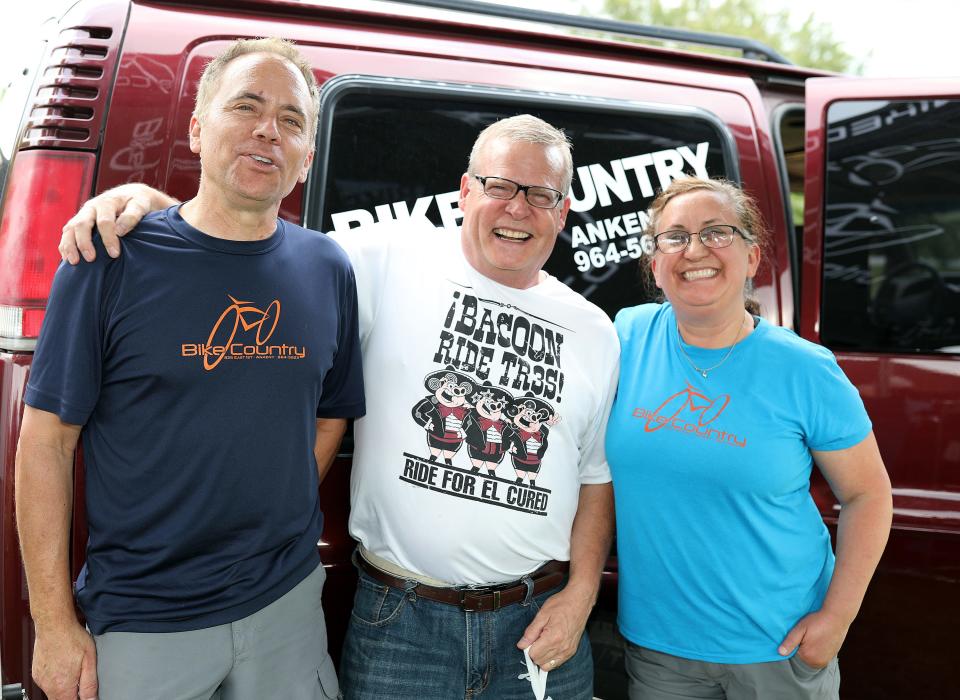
[640, 177, 768, 315]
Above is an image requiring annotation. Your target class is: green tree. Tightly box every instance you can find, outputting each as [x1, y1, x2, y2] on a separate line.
[598, 0, 862, 73]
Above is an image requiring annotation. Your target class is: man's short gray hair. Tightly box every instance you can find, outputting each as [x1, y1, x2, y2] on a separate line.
[193, 37, 320, 140]
[467, 115, 573, 194]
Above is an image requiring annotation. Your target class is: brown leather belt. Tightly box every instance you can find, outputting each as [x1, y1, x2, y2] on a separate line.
[355, 553, 568, 612]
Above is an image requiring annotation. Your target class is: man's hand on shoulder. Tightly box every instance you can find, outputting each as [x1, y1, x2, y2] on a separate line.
[60, 183, 177, 264]
[32, 619, 98, 700]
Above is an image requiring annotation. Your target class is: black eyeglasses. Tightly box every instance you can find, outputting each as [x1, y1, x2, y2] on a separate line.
[652, 225, 754, 254]
[472, 175, 564, 210]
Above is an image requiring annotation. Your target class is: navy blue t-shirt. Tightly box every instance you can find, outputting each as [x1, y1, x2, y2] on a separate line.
[25, 206, 365, 633]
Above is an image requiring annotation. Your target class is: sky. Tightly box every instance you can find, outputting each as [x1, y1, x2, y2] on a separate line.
[3, 0, 958, 79]
[488, 0, 960, 78]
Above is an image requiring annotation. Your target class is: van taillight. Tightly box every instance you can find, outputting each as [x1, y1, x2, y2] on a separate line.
[0, 150, 94, 350]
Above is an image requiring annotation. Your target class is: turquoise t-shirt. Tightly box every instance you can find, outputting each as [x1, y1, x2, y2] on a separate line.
[605, 303, 871, 663]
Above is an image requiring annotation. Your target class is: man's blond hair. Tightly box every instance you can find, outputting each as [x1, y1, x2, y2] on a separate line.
[467, 114, 573, 194]
[193, 37, 320, 139]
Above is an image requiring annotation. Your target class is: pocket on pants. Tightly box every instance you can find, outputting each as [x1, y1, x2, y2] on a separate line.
[787, 654, 839, 698]
[789, 654, 827, 679]
[349, 571, 408, 627]
[317, 655, 341, 699]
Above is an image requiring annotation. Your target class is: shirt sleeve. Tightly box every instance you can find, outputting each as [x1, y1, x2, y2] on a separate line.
[315, 252, 366, 419]
[803, 345, 872, 452]
[24, 249, 113, 426]
[327, 223, 396, 348]
[578, 321, 621, 484]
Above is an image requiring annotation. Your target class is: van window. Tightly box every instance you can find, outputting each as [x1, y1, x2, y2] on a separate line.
[773, 104, 804, 324]
[820, 99, 960, 353]
[306, 78, 736, 318]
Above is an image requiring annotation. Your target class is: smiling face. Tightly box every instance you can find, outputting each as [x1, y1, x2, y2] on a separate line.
[459, 138, 571, 289]
[513, 406, 545, 432]
[651, 189, 760, 319]
[475, 394, 507, 420]
[188, 52, 315, 212]
[508, 399, 552, 432]
[434, 376, 471, 407]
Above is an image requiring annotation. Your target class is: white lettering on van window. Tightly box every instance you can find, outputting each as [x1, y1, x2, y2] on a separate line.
[327, 140, 711, 265]
[436, 190, 464, 230]
[850, 115, 882, 138]
[620, 153, 655, 199]
[330, 190, 462, 232]
[652, 149, 685, 190]
[392, 196, 434, 222]
[374, 203, 394, 222]
[366, 198, 436, 225]
[604, 216, 626, 239]
[884, 103, 919, 125]
[569, 142, 711, 214]
[571, 221, 604, 248]
[332, 208, 376, 230]
[828, 101, 950, 144]
[679, 142, 710, 177]
[569, 165, 597, 210]
[570, 211, 650, 248]
[588, 161, 632, 208]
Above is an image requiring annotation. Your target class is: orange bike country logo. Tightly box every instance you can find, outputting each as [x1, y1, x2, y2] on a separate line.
[181, 294, 307, 370]
[632, 382, 747, 448]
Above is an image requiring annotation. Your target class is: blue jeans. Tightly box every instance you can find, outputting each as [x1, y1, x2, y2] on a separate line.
[340, 566, 593, 699]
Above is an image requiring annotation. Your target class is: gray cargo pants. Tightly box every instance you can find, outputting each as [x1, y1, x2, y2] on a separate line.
[93, 562, 340, 700]
[626, 642, 839, 700]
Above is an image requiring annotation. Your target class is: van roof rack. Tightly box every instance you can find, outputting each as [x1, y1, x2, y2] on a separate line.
[384, 0, 792, 65]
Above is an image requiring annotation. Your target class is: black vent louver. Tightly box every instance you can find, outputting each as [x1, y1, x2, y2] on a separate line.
[23, 24, 116, 149]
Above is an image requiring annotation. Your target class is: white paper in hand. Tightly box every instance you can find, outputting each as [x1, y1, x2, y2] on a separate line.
[521, 646, 553, 700]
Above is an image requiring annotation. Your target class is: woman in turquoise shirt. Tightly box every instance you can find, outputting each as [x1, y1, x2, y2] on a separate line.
[605, 177, 892, 700]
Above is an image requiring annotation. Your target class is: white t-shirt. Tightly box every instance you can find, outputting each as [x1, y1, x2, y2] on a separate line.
[331, 224, 619, 584]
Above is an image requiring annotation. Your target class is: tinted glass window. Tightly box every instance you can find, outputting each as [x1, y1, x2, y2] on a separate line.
[309, 83, 734, 318]
[821, 99, 960, 353]
[774, 106, 804, 311]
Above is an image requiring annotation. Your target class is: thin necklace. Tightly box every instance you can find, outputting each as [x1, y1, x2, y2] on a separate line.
[676, 314, 746, 379]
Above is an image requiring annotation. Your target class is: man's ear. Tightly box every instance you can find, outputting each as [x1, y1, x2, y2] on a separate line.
[188, 115, 202, 155]
[458, 173, 472, 212]
[557, 196, 571, 232]
[298, 148, 315, 184]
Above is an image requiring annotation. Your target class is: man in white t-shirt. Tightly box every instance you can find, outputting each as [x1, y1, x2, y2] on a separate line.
[60, 114, 619, 699]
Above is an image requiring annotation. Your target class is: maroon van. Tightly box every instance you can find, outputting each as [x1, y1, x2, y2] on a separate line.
[1, 1, 957, 698]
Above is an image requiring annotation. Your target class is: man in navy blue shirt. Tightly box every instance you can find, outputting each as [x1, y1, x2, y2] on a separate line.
[15, 38, 364, 700]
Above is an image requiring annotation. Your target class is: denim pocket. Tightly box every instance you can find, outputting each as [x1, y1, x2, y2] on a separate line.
[349, 571, 408, 627]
